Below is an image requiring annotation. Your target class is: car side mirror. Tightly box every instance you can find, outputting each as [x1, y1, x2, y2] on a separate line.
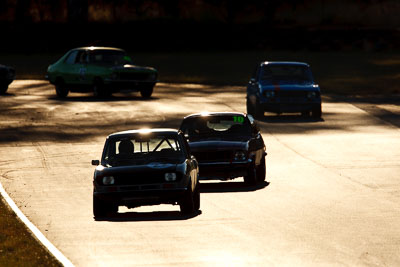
[91, 160, 100, 166]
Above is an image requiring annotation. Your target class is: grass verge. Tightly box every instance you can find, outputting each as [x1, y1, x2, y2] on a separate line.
[0, 197, 62, 266]
[1, 49, 400, 95]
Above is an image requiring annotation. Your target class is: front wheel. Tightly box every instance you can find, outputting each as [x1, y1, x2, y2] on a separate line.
[244, 164, 258, 185]
[140, 85, 154, 98]
[312, 105, 322, 118]
[254, 101, 264, 119]
[180, 186, 195, 214]
[93, 195, 117, 218]
[0, 84, 8, 94]
[55, 81, 68, 98]
[93, 195, 107, 218]
[193, 186, 200, 211]
[247, 95, 263, 119]
[93, 82, 110, 98]
[246, 98, 255, 116]
[257, 156, 266, 182]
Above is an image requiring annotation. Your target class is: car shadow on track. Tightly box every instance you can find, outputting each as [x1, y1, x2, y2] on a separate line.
[48, 95, 159, 102]
[94, 210, 202, 222]
[257, 114, 324, 123]
[0, 92, 15, 97]
[199, 181, 270, 193]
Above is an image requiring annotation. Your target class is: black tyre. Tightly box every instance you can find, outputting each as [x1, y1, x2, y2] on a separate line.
[93, 195, 107, 218]
[246, 98, 255, 116]
[257, 156, 266, 182]
[55, 81, 68, 98]
[193, 186, 200, 211]
[140, 85, 153, 98]
[254, 102, 264, 119]
[109, 203, 118, 214]
[244, 164, 258, 185]
[312, 105, 322, 118]
[93, 82, 109, 98]
[0, 84, 8, 95]
[93, 195, 117, 218]
[180, 186, 195, 214]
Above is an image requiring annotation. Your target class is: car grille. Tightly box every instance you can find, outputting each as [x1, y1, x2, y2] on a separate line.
[193, 151, 233, 163]
[118, 72, 151, 81]
[107, 171, 176, 185]
[264, 90, 320, 102]
[276, 90, 308, 98]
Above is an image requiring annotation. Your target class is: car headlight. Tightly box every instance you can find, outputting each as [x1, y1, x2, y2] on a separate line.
[165, 173, 177, 181]
[264, 91, 275, 98]
[102, 176, 115, 185]
[307, 91, 317, 98]
[234, 151, 247, 161]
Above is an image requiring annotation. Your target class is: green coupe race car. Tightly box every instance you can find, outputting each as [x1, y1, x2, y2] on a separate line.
[46, 47, 158, 98]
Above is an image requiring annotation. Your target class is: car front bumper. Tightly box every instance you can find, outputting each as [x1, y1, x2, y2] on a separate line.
[198, 161, 251, 180]
[94, 184, 188, 207]
[259, 98, 321, 113]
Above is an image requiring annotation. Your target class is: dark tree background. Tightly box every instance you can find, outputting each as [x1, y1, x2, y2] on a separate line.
[0, 0, 399, 52]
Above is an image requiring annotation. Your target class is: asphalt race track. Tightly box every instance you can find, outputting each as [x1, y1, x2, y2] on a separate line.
[1, 80, 400, 266]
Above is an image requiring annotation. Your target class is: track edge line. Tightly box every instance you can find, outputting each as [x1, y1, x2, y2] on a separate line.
[0, 181, 74, 267]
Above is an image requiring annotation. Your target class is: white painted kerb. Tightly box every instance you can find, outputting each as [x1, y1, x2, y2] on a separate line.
[0, 181, 74, 267]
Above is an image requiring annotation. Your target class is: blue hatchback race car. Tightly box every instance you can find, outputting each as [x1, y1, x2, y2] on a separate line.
[246, 61, 322, 118]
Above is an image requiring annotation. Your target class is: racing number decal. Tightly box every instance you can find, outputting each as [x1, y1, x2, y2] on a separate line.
[123, 55, 132, 62]
[233, 116, 244, 123]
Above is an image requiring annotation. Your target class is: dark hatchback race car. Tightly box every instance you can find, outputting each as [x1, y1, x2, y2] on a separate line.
[0, 64, 15, 94]
[46, 46, 157, 98]
[246, 61, 322, 118]
[91, 129, 200, 218]
[180, 112, 266, 185]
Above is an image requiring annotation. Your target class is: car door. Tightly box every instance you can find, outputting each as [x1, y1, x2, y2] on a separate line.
[66, 50, 89, 86]
[57, 50, 77, 85]
[84, 50, 107, 85]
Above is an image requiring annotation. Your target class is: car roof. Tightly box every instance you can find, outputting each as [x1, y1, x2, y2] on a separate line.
[260, 61, 309, 67]
[107, 128, 180, 138]
[183, 112, 248, 120]
[72, 46, 125, 52]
